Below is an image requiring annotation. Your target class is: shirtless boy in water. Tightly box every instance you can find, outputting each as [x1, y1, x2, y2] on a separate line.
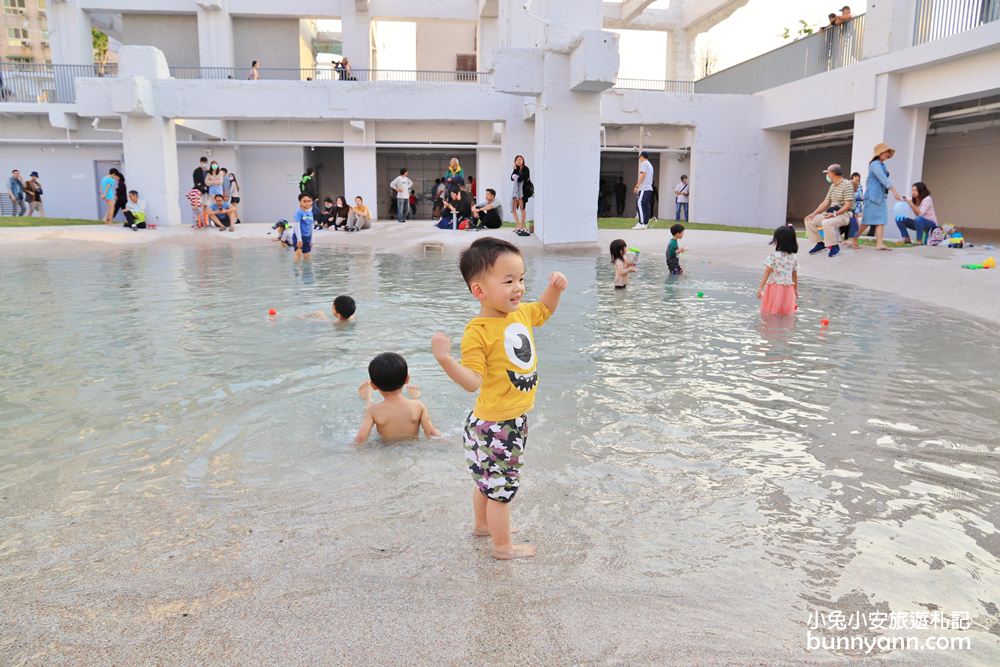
[355, 352, 440, 444]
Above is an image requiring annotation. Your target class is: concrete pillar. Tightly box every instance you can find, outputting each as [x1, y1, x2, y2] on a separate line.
[476, 122, 505, 210]
[501, 112, 535, 222]
[851, 73, 929, 237]
[533, 52, 602, 244]
[343, 121, 377, 215]
[862, 0, 919, 58]
[197, 2, 235, 70]
[667, 28, 694, 81]
[658, 149, 688, 220]
[758, 129, 791, 227]
[49, 0, 93, 102]
[478, 17, 500, 71]
[118, 47, 182, 226]
[342, 3, 372, 71]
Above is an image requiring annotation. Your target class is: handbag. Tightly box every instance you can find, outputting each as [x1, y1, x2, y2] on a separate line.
[523, 179, 535, 201]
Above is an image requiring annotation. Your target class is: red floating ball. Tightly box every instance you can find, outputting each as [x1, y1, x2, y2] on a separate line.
[820, 318, 830, 327]
[268, 308, 277, 316]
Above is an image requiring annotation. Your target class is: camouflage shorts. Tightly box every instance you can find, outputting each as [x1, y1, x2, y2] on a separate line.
[463, 412, 528, 503]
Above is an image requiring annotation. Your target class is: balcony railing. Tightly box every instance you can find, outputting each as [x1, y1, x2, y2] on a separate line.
[167, 67, 492, 84]
[0, 62, 117, 103]
[613, 78, 694, 93]
[914, 0, 1000, 45]
[694, 14, 866, 95]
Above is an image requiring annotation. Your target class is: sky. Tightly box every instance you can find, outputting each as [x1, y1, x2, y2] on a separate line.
[319, 0, 845, 78]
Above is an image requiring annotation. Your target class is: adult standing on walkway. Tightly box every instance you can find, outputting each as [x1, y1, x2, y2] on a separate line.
[112, 169, 128, 222]
[24, 171, 44, 217]
[863, 142, 903, 251]
[804, 163, 853, 258]
[510, 155, 531, 236]
[674, 175, 689, 222]
[205, 162, 224, 201]
[7, 169, 26, 217]
[632, 151, 654, 229]
[248, 60, 260, 80]
[99, 169, 117, 224]
[299, 167, 319, 202]
[614, 176, 627, 217]
[390, 168, 413, 224]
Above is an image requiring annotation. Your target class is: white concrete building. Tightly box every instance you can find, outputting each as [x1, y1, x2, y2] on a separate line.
[1, 0, 998, 242]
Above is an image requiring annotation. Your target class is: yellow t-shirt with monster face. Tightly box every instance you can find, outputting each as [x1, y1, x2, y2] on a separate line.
[460, 301, 551, 422]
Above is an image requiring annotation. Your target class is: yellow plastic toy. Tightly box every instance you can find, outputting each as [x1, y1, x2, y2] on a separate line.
[985, 256, 996, 269]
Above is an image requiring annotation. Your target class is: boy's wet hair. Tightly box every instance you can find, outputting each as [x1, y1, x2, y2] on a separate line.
[298, 192, 313, 202]
[333, 295, 356, 318]
[460, 237, 521, 288]
[670, 223, 685, 236]
[368, 352, 407, 392]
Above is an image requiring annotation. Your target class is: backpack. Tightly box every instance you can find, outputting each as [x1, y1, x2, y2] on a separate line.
[523, 179, 535, 201]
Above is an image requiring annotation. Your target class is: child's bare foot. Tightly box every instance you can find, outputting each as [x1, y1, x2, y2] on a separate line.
[492, 543, 535, 559]
[473, 526, 517, 537]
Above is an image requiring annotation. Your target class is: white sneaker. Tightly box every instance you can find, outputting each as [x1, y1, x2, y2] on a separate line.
[632, 223, 648, 230]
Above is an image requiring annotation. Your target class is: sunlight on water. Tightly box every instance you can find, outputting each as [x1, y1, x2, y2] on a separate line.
[1, 242, 998, 662]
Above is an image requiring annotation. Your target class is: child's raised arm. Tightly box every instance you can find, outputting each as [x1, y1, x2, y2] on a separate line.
[432, 333, 482, 392]
[419, 402, 441, 438]
[539, 271, 568, 314]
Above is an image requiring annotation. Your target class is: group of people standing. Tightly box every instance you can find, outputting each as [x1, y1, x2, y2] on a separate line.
[6, 169, 44, 217]
[804, 141, 940, 256]
[188, 157, 242, 231]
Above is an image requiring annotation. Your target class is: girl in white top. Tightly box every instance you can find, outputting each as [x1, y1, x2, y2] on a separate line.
[756, 226, 799, 316]
[610, 239, 637, 289]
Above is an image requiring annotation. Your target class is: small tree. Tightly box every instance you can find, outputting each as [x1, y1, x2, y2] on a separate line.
[781, 19, 816, 41]
[92, 28, 109, 75]
[696, 45, 718, 78]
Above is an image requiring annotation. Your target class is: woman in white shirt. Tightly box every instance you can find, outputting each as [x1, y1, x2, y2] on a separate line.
[896, 182, 938, 245]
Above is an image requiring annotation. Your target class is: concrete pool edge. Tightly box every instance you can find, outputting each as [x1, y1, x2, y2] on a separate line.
[2, 221, 998, 325]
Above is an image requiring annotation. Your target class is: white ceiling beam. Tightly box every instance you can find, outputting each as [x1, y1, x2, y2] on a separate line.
[479, 0, 498, 18]
[620, 0, 656, 24]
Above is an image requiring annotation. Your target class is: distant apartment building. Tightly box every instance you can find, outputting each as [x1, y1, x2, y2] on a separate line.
[0, 0, 998, 242]
[1, 0, 50, 64]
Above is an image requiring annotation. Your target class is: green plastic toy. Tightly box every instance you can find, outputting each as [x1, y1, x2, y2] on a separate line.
[962, 264, 984, 270]
[696, 291, 704, 298]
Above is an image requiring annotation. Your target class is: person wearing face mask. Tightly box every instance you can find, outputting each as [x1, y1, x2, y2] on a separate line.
[204, 161, 224, 201]
[804, 163, 854, 258]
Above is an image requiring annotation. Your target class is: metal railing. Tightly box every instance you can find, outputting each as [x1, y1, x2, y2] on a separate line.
[0, 62, 117, 103]
[167, 66, 492, 84]
[613, 78, 694, 93]
[694, 14, 866, 94]
[914, 0, 1000, 45]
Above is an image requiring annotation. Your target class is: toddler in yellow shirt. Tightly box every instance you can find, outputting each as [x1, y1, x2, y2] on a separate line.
[432, 237, 568, 560]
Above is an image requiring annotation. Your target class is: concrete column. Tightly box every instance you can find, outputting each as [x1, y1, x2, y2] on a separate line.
[343, 121, 377, 215]
[533, 52, 601, 244]
[196, 2, 235, 70]
[342, 3, 372, 71]
[667, 28, 694, 81]
[118, 47, 181, 226]
[851, 73, 929, 237]
[501, 112, 534, 221]
[658, 150, 688, 221]
[758, 129, 791, 227]
[478, 17, 500, 71]
[49, 0, 93, 102]
[862, 0, 919, 58]
[122, 117, 182, 226]
[476, 122, 505, 210]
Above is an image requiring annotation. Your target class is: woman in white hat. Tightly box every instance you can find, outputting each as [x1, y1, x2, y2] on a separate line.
[863, 142, 903, 251]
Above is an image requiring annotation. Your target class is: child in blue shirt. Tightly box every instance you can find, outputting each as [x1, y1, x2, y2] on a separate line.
[292, 193, 315, 261]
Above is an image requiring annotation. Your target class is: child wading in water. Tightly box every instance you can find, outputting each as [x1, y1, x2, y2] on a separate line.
[432, 237, 568, 560]
[610, 239, 637, 289]
[667, 223, 686, 275]
[756, 225, 799, 316]
[355, 352, 440, 444]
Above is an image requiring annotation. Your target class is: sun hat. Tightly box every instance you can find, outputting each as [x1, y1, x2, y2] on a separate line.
[872, 142, 895, 159]
[821, 164, 844, 176]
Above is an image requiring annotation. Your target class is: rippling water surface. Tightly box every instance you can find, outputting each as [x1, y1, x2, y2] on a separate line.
[1, 242, 998, 664]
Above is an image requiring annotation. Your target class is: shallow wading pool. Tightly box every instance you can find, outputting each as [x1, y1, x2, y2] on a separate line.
[1, 242, 998, 664]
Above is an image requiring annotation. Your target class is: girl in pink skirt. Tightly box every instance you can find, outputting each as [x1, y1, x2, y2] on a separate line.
[756, 226, 799, 316]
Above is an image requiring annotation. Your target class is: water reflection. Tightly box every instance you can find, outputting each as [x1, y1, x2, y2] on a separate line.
[0, 245, 997, 663]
